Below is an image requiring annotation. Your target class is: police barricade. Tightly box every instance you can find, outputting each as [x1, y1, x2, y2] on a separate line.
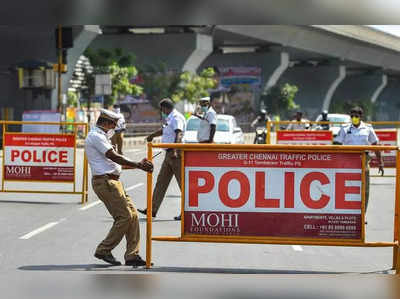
[144, 143, 400, 273]
[1, 120, 89, 204]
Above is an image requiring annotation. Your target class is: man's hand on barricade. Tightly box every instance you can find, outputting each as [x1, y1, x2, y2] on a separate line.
[139, 158, 154, 172]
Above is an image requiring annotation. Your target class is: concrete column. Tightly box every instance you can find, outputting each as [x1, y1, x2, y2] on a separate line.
[89, 33, 213, 73]
[371, 74, 387, 104]
[322, 65, 346, 111]
[54, 25, 101, 109]
[331, 71, 387, 114]
[200, 51, 288, 111]
[374, 77, 400, 121]
[277, 64, 347, 119]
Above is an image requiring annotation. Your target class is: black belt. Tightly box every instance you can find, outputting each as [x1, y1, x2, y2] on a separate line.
[93, 173, 120, 180]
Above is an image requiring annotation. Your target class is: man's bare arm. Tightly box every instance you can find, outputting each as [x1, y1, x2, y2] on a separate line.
[105, 149, 153, 172]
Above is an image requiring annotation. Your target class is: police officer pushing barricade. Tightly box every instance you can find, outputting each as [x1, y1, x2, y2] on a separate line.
[334, 106, 384, 215]
[85, 109, 153, 266]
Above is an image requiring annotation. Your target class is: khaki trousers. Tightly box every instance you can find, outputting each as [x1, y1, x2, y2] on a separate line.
[92, 177, 140, 261]
[111, 132, 124, 154]
[152, 151, 182, 215]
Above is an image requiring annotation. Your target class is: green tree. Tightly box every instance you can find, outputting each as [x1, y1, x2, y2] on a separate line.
[261, 83, 299, 119]
[84, 48, 142, 106]
[67, 90, 78, 107]
[139, 64, 217, 108]
[172, 68, 217, 103]
[330, 99, 378, 120]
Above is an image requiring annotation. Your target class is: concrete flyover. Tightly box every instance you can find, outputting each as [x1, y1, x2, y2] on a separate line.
[1, 25, 400, 122]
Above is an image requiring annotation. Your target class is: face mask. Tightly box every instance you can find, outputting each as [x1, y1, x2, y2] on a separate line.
[161, 112, 168, 119]
[351, 116, 360, 126]
[114, 108, 121, 114]
[201, 106, 208, 113]
[107, 129, 115, 139]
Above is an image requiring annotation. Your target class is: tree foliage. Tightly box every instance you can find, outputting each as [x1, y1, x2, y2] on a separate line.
[330, 99, 378, 120]
[261, 83, 299, 118]
[139, 64, 217, 108]
[83, 48, 142, 106]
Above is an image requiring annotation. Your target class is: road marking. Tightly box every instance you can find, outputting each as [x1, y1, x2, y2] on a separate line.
[19, 218, 66, 239]
[79, 200, 101, 211]
[125, 149, 140, 153]
[125, 183, 144, 191]
[292, 245, 303, 251]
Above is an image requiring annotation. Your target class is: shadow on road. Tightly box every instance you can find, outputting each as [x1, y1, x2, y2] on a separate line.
[18, 264, 120, 271]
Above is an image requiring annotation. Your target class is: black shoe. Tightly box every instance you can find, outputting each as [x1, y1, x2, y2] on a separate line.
[94, 253, 122, 266]
[125, 255, 151, 267]
[137, 208, 156, 218]
[174, 215, 181, 221]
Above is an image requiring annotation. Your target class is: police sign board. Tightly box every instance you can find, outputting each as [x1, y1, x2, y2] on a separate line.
[3, 133, 75, 182]
[277, 131, 333, 145]
[184, 150, 363, 241]
[369, 130, 397, 168]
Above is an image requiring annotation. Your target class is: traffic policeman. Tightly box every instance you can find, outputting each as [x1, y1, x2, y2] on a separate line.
[85, 109, 153, 266]
[334, 106, 384, 213]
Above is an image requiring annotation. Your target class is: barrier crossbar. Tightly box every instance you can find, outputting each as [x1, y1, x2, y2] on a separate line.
[145, 143, 400, 274]
[0, 120, 89, 204]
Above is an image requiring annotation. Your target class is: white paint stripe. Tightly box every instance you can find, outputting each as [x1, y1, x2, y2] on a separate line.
[79, 200, 101, 211]
[19, 218, 66, 239]
[125, 183, 144, 191]
[292, 245, 303, 251]
[125, 149, 140, 153]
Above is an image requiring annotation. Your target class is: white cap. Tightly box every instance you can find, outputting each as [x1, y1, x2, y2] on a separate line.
[99, 109, 121, 123]
[199, 96, 210, 102]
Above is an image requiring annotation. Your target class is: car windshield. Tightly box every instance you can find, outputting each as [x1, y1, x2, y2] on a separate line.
[186, 118, 200, 131]
[328, 116, 350, 127]
[187, 117, 231, 132]
[216, 119, 230, 132]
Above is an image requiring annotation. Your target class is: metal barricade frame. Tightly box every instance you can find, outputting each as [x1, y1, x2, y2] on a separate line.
[0, 120, 89, 204]
[145, 143, 400, 274]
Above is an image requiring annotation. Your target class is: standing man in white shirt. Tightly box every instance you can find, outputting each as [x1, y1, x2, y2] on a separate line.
[85, 109, 153, 266]
[137, 98, 186, 220]
[111, 104, 126, 155]
[334, 106, 384, 215]
[195, 96, 217, 143]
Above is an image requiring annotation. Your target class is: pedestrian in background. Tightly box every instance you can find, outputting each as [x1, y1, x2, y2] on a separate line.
[193, 96, 217, 143]
[85, 109, 153, 266]
[334, 106, 384, 215]
[111, 104, 126, 155]
[138, 98, 186, 220]
[286, 111, 310, 130]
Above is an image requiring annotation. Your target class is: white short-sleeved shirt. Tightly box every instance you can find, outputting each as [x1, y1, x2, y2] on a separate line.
[286, 119, 309, 130]
[334, 121, 379, 145]
[85, 126, 122, 175]
[115, 113, 126, 132]
[161, 109, 186, 143]
[197, 106, 217, 142]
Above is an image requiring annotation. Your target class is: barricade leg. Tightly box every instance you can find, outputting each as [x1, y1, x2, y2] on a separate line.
[396, 245, 400, 275]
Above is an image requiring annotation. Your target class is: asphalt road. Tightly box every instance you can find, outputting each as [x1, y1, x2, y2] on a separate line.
[0, 147, 398, 299]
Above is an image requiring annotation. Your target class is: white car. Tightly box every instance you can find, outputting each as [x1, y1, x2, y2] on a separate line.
[314, 113, 351, 137]
[183, 114, 244, 144]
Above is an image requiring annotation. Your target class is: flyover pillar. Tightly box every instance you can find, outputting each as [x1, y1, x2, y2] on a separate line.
[200, 51, 289, 112]
[330, 71, 387, 118]
[277, 64, 347, 119]
[89, 33, 213, 73]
